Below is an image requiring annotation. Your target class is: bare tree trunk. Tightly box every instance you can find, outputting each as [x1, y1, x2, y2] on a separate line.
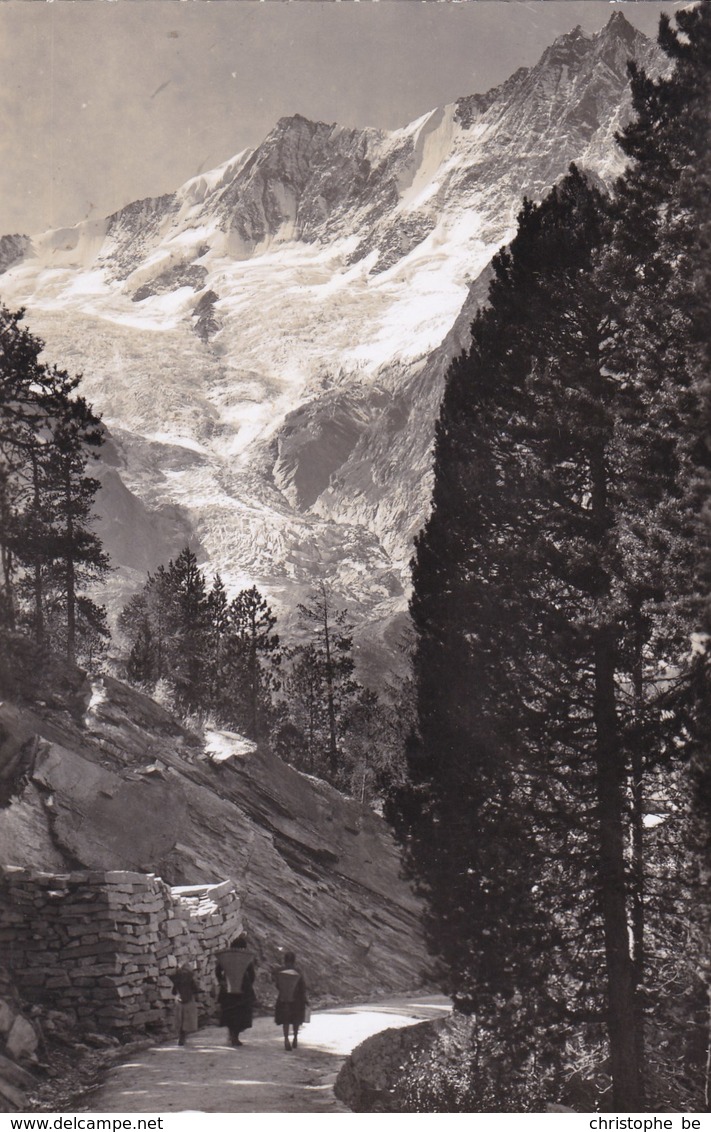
[704, 988, 711, 1111]
[64, 467, 76, 663]
[0, 542, 14, 628]
[594, 630, 643, 1111]
[630, 619, 647, 1096]
[307, 678, 317, 773]
[0, 492, 15, 629]
[30, 449, 44, 646]
[321, 593, 338, 775]
[590, 434, 643, 1110]
[249, 607, 259, 740]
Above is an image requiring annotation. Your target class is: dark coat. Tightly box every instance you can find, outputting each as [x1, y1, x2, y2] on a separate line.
[274, 967, 307, 1027]
[170, 968, 200, 1035]
[217, 955, 256, 1035]
[170, 968, 199, 1004]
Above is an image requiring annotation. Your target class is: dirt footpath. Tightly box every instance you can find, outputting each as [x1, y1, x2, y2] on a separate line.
[83, 997, 450, 1114]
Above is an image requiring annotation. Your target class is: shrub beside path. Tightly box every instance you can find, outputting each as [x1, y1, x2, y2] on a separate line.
[82, 997, 450, 1114]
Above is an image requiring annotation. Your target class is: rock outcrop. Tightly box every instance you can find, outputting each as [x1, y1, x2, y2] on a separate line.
[0, 967, 40, 1112]
[335, 1017, 445, 1113]
[0, 674, 428, 1006]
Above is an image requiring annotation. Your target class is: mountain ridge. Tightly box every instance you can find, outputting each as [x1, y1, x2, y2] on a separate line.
[0, 13, 661, 681]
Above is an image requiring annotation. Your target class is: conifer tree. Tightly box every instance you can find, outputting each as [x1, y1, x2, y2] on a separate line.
[157, 547, 211, 713]
[279, 579, 360, 783]
[342, 687, 393, 804]
[390, 171, 608, 1103]
[0, 304, 110, 664]
[121, 592, 157, 687]
[389, 147, 704, 1108]
[0, 307, 65, 633]
[204, 572, 231, 709]
[278, 643, 332, 776]
[119, 572, 173, 687]
[13, 436, 60, 644]
[226, 585, 280, 740]
[120, 558, 281, 738]
[294, 582, 357, 777]
[611, 5, 711, 1095]
[609, 10, 710, 1100]
[41, 390, 110, 661]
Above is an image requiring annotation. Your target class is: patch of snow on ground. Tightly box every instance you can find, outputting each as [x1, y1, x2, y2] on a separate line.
[204, 729, 257, 763]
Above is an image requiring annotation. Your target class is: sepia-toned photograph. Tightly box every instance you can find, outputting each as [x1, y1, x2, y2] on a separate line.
[0, 0, 708, 1116]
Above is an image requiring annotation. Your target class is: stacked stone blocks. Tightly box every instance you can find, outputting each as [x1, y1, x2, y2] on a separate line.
[0, 867, 242, 1031]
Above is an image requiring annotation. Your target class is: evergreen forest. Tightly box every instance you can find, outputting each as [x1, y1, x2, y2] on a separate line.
[117, 553, 408, 803]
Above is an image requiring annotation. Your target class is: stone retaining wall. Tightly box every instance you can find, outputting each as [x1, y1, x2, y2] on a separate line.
[0, 867, 242, 1031]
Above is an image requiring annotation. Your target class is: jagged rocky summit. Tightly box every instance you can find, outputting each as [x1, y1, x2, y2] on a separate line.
[0, 15, 661, 681]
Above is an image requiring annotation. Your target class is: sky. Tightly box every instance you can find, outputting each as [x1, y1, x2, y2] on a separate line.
[0, 0, 689, 236]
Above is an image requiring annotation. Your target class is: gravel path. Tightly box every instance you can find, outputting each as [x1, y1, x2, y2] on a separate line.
[84, 997, 450, 1114]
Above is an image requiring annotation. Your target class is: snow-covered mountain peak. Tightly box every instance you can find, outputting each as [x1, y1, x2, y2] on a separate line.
[178, 150, 254, 209]
[0, 18, 662, 680]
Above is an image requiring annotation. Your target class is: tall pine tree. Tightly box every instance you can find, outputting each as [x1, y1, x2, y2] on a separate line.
[390, 142, 703, 1108]
[0, 304, 110, 664]
[614, 5, 711, 1104]
[290, 582, 358, 779]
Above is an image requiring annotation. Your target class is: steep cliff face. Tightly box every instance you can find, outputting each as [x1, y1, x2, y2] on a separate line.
[0, 674, 428, 1003]
[0, 16, 660, 676]
[0, 235, 31, 276]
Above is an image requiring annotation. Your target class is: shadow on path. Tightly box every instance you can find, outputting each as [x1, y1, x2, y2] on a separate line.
[84, 996, 450, 1113]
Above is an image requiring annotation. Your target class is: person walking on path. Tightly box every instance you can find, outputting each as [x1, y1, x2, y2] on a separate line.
[216, 934, 256, 1048]
[169, 963, 200, 1047]
[274, 950, 308, 1051]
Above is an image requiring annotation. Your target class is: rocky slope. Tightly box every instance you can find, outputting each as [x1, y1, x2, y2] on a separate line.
[0, 968, 39, 1112]
[0, 15, 661, 679]
[0, 660, 428, 1005]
